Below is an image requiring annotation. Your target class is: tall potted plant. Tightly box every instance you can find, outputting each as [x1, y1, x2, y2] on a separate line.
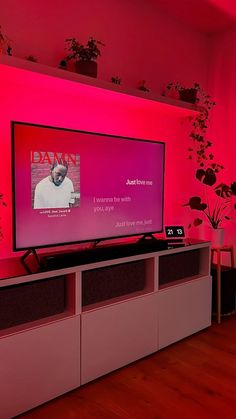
[64, 37, 105, 78]
[184, 172, 236, 245]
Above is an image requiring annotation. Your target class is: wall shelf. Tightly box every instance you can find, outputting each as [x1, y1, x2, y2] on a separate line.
[0, 54, 200, 117]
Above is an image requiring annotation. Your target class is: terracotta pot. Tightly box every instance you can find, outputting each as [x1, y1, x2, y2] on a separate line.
[75, 60, 98, 78]
[179, 88, 197, 104]
[208, 228, 224, 247]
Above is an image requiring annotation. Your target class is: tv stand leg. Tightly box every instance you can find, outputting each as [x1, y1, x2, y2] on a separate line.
[92, 239, 101, 248]
[20, 248, 41, 273]
[138, 233, 157, 243]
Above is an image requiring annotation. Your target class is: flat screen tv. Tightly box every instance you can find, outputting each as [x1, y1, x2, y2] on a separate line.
[12, 121, 165, 250]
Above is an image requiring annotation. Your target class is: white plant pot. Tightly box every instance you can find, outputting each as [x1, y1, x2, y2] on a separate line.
[208, 227, 224, 247]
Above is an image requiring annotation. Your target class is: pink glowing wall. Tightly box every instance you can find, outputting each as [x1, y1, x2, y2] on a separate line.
[0, 58, 200, 258]
[0, 1, 211, 258]
[1, 0, 208, 91]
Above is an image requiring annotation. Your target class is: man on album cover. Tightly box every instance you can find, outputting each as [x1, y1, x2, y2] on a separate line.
[34, 159, 75, 209]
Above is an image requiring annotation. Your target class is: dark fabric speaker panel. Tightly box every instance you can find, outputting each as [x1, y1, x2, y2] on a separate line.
[0, 276, 65, 330]
[211, 266, 236, 315]
[159, 250, 200, 285]
[82, 260, 146, 306]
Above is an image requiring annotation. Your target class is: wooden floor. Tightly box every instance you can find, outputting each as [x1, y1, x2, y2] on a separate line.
[18, 314, 236, 419]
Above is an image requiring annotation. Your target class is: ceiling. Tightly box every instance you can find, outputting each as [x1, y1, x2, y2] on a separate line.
[156, 0, 236, 33]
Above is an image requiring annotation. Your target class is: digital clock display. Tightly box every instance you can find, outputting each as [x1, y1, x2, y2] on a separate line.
[165, 226, 185, 238]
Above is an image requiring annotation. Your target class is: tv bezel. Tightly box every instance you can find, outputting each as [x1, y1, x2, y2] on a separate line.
[12, 121, 165, 251]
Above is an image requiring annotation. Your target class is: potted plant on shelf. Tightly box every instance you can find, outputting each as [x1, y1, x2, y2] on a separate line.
[178, 83, 236, 246]
[163, 81, 216, 106]
[25, 55, 38, 63]
[111, 76, 122, 85]
[63, 36, 105, 78]
[0, 25, 12, 55]
[137, 80, 150, 92]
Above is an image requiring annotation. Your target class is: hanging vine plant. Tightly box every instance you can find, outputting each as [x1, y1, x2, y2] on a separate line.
[184, 85, 236, 229]
[164, 81, 236, 229]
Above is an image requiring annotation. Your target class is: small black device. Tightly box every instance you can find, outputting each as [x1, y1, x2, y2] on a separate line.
[165, 226, 185, 244]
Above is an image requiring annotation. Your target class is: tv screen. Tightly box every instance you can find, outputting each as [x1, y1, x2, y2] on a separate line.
[12, 121, 165, 250]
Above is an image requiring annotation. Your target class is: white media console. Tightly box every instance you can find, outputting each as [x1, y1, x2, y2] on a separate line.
[0, 240, 211, 418]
